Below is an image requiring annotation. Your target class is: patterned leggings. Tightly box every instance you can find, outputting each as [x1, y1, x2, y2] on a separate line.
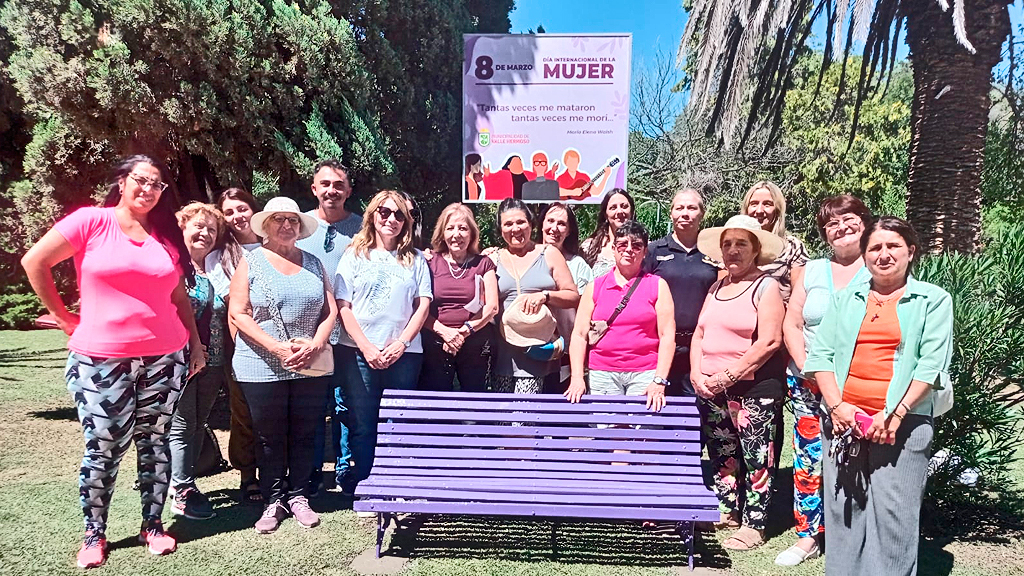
[789, 376, 825, 538]
[66, 350, 186, 534]
[700, 394, 781, 530]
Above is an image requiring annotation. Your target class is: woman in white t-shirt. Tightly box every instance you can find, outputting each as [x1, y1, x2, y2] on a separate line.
[334, 190, 432, 492]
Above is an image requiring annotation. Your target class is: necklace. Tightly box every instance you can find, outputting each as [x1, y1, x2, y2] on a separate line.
[446, 254, 470, 280]
[868, 289, 903, 321]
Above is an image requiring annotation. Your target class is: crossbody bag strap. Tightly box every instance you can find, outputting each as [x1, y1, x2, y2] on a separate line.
[251, 250, 290, 340]
[604, 272, 645, 327]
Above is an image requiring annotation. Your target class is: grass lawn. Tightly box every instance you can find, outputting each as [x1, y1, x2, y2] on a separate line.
[2, 329, 1022, 576]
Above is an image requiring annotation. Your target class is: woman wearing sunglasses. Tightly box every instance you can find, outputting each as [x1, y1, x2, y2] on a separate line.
[334, 190, 432, 497]
[566, 220, 674, 412]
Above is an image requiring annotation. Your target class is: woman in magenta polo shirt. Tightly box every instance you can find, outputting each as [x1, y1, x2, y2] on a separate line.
[566, 220, 675, 412]
[21, 155, 203, 569]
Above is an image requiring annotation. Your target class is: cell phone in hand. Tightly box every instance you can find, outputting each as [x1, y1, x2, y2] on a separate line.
[855, 411, 874, 436]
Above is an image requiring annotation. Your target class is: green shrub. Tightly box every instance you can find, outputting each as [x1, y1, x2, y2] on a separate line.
[916, 223, 1024, 507]
[0, 290, 44, 330]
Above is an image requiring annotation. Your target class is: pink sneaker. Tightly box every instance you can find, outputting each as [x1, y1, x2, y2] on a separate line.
[76, 531, 108, 568]
[138, 520, 177, 555]
[288, 496, 320, 528]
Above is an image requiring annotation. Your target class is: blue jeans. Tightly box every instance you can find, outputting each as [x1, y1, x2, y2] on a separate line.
[338, 346, 422, 483]
[311, 346, 352, 484]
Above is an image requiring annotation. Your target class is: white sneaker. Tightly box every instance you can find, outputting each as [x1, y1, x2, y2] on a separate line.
[356, 510, 377, 518]
[774, 543, 821, 566]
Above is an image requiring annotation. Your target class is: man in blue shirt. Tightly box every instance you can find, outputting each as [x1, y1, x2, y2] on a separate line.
[297, 159, 363, 495]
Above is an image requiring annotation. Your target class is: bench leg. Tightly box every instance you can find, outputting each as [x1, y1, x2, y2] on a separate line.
[376, 512, 393, 558]
[676, 521, 695, 571]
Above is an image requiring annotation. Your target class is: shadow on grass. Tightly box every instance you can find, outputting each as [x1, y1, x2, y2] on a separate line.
[28, 406, 78, 421]
[0, 346, 67, 381]
[384, 514, 731, 569]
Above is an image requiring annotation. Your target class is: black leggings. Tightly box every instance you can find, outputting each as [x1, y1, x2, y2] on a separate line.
[418, 326, 492, 393]
[239, 376, 330, 503]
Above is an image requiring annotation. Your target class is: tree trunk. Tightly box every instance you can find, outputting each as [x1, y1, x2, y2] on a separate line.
[904, 0, 1011, 253]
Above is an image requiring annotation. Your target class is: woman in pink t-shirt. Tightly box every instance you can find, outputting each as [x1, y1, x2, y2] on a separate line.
[566, 220, 675, 412]
[21, 155, 203, 568]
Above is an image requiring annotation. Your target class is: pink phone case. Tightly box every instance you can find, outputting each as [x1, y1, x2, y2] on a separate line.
[855, 412, 874, 435]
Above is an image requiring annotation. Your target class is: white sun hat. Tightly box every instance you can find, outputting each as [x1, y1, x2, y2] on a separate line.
[697, 214, 785, 266]
[250, 196, 319, 240]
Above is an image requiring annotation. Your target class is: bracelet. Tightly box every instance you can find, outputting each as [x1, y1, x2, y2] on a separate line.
[892, 412, 904, 421]
[899, 402, 911, 414]
[827, 402, 843, 416]
[463, 321, 474, 334]
[723, 369, 739, 384]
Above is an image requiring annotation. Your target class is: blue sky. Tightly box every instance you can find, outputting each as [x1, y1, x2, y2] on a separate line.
[510, 1, 1024, 76]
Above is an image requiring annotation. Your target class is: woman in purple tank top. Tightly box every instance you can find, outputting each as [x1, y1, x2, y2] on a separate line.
[690, 215, 787, 552]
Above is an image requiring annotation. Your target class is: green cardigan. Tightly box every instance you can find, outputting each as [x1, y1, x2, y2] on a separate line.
[803, 276, 953, 418]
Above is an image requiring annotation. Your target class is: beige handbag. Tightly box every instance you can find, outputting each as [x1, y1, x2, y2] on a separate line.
[587, 273, 644, 346]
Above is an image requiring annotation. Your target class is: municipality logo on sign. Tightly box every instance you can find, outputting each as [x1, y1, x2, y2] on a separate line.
[478, 129, 490, 147]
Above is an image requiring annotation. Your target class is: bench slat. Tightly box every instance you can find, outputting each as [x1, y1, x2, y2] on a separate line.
[376, 434, 700, 454]
[369, 466, 701, 484]
[378, 423, 699, 441]
[352, 500, 720, 523]
[355, 486, 719, 507]
[375, 446, 701, 465]
[362, 476, 709, 494]
[372, 457, 704, 476]
[383, 390, 699, 404]
[382, 398, 699, 415]
[378, 408, 699, 428]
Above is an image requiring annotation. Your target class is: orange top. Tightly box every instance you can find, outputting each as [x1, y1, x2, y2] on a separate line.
[842, 293, 902, 414]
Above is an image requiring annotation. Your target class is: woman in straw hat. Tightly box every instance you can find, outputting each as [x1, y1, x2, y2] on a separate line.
[690, 215, 787, 551]
[566, 220, 674, 412]
[229, 196, 338, 534]
[491, 198, 580, 394]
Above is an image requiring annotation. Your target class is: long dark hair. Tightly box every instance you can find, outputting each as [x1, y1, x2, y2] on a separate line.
[215, 187, 260, 274]
[395, 190, 426, 250]
[102, 155, 193, 285]
[583, 188, 635, 266]
[539, 202, 581, 257]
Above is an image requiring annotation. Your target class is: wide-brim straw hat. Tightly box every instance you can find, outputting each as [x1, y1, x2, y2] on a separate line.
[250, 196, 319, 240]
[500, 295, 557, 347]
[697, 215, 785, 266]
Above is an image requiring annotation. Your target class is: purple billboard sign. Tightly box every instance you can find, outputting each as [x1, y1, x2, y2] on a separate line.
[462, 34, 631, 204]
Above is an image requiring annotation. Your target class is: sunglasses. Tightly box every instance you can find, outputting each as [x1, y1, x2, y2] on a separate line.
[376, 206, 407, 223]
[614, 240, 646, 253]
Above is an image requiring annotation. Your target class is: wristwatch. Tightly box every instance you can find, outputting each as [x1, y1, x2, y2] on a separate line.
[400, 339, 412, 349]
[542, 290, 551, 302]
[652, 376, 669, 386]
[463, 321, 475, 333]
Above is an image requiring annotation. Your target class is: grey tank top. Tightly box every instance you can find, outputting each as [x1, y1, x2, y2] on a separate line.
[232, 248, 329, 382]
[494, 246, 557, 378]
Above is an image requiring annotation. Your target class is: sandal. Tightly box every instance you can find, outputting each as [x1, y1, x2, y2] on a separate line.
[240, 480, 263, 505]
[723, 526, 765, 551]
[714, 512, 741, 531]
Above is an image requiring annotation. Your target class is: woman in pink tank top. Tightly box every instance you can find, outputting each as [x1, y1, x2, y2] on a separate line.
[690, 215, 786, 551]
[566, 221, 675, 412]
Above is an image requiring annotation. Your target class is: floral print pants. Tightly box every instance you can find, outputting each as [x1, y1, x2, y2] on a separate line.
[789, 376, 825, 538]
[701, 394, 781, 530]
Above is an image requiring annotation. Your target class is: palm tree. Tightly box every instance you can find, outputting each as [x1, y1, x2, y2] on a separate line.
[679, 0, 1012, 253]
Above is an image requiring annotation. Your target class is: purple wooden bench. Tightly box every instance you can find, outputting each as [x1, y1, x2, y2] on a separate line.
[353, 390, 719, 570]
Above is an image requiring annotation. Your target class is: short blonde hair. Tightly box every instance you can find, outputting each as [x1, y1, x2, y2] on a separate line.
[176, 202, 225, 240]
[431, 203, 480, 256]
[741, 180, 787, 238]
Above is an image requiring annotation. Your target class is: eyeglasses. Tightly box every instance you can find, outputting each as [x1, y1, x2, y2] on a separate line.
[271, 215, 300, 226]
[614, 240, 646, 253]
[376, 206, 407, 223]
[825, 215, 862, 232]
[533, 160, 548, 166]
[129, 174, 168, 192]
